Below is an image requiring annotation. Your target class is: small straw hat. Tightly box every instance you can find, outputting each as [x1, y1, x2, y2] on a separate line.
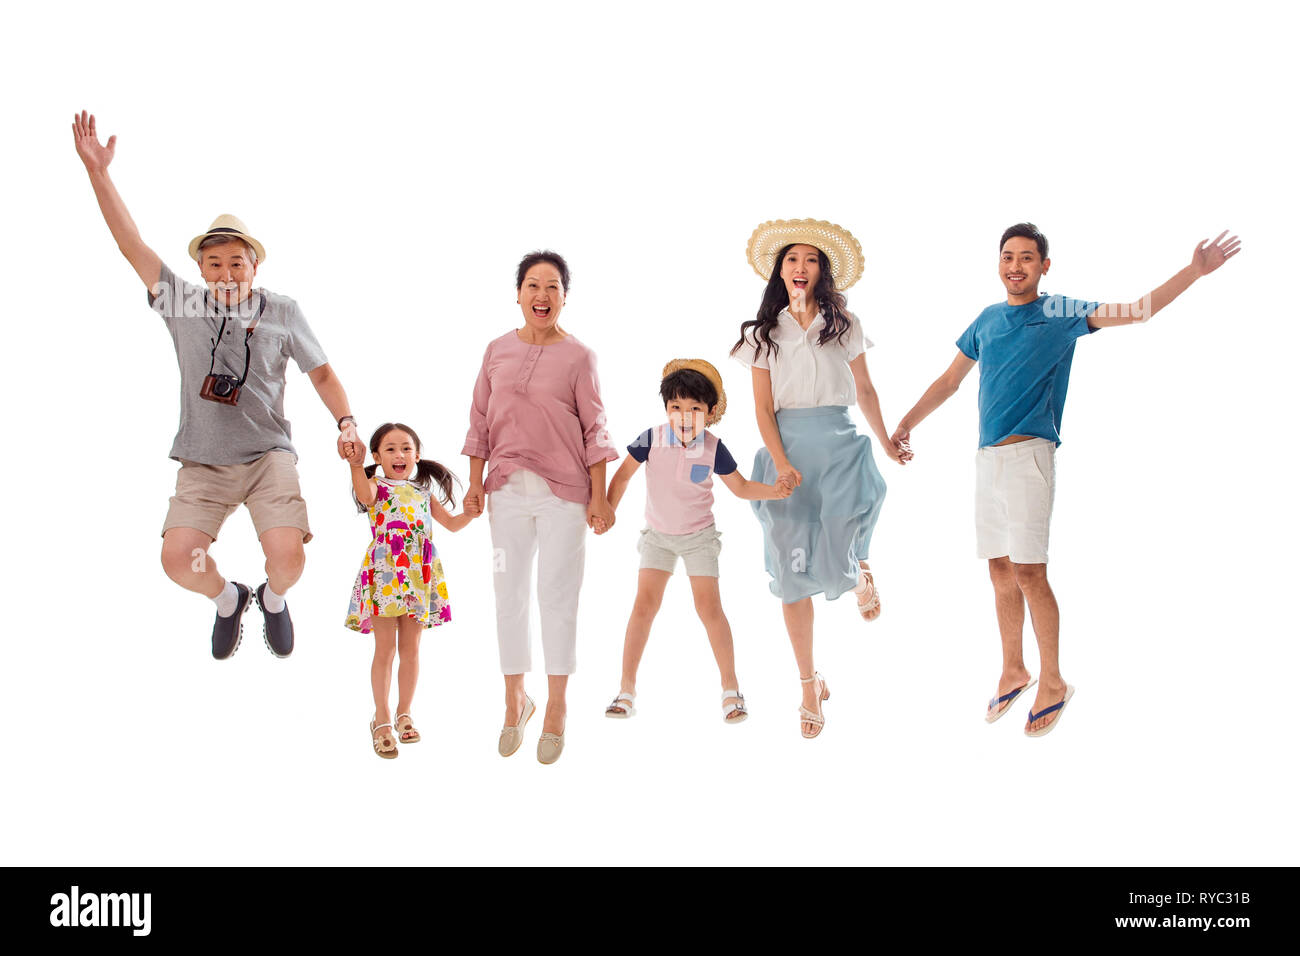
[662, 358, 727, 425]
[188, 214, 267, 264]
[746, 218, 864, 291]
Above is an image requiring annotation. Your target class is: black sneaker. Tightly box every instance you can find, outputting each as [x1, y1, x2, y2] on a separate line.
[212, 582, 253, 660]
[255, 583, 295, 658]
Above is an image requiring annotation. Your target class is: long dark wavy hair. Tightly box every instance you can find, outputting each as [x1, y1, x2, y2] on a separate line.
[354, 422, 458, 513]
[730, 243, 853, 362]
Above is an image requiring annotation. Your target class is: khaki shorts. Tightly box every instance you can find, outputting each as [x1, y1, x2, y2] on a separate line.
[637, 524, 722, 577]
[975, 438, 1054, 564]
[163, 450, 312, 543]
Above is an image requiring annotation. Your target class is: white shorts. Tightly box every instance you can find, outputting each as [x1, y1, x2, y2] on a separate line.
[975, 438, 1056, 565]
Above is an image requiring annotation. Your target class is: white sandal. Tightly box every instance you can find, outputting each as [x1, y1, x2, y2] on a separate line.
[605, 692, 636, 719]
[721, 689, 748, 724]
[798, 672, 829, 739]
[854, 567, 881, 621]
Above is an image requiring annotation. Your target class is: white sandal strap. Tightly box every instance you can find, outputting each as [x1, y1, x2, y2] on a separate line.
[798, 706, 825, 726]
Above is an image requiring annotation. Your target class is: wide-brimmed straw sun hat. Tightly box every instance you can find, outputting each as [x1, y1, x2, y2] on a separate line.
[188, 214, 267, 264]
[662, 358, 727, 425]
[746, 218, 864, 291]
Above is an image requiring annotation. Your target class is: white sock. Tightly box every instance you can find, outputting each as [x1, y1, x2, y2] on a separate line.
[213, 581, 239, 617]
[261, 583, 286, 613]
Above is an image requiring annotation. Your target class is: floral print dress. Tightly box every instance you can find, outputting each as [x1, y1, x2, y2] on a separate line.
[345, 478, 451, 633]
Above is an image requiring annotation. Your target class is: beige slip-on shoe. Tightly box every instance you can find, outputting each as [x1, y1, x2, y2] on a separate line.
[537, 731, 565, 765]
[498, 695, 535, 757]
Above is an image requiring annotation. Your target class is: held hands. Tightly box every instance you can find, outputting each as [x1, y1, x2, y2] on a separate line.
[888, 426, 913, 465]
[771, 479, 794, 500]
[71, 111, 115, 173]
[463, 483, 485, 518]
[338, 423, 364, 465]
[1191, 230, 1242, 278]
[588, 498, 615, 535]
[776, 463, 802, 492]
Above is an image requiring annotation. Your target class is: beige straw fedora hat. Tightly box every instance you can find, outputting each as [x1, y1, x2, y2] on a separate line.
[746, 218, 864, 291]
[188, 214, 267, 264]
[662, 358, 727, 425]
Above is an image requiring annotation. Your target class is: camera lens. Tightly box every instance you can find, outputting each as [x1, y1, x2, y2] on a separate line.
[213, 377, 234, 397]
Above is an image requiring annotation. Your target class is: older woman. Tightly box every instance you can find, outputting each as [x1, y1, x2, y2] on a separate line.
[462, 251, 618, 765]
[731, 220, 909, 739]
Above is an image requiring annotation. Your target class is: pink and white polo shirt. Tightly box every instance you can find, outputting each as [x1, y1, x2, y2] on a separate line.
[627, 424, 739, 535]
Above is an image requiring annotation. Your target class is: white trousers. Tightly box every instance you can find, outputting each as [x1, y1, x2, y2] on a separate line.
[488, 469, 588, 675]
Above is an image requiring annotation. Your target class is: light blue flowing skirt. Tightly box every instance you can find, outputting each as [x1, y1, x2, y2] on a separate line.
[750, 406, 887, 604]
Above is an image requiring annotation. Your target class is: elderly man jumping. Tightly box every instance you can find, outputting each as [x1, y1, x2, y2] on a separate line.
[72, 110, 362, 660]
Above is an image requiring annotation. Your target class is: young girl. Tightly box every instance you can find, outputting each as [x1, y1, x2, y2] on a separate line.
[345, 423, 477, 759]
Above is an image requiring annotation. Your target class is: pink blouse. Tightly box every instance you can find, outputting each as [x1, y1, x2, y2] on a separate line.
[461, 331, 619, 505]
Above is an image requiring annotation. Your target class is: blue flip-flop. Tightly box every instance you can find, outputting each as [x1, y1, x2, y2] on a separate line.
[985, 678, 1037, 724]
[1025, 684, 1076, 737]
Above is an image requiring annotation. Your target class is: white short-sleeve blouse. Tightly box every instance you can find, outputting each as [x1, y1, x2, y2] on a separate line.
[732, 309, 874, 412]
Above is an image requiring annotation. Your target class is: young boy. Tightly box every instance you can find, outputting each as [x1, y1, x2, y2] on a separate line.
[892, 223, 1240, 737]
[603, 359, 791, 722]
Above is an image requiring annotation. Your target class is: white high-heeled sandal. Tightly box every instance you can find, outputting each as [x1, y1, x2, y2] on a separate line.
[854, 567, 881, 620]
[798, 673, 830, 738]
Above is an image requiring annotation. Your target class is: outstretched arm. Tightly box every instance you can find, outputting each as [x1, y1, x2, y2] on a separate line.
[849, 354, 911, 465]
[428, 495, 477, 532]
[71, 111, 162, 289]
[350, 463, 377, 509]
[307, 363, 362, 461]
[605, 455, 642, 512]
[718, 470, 791, 501]
[891, 351, 977, 451]
[1088, 231, 1242, 329]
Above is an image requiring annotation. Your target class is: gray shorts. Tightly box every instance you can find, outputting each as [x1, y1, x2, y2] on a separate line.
[637, 524, 722, 577]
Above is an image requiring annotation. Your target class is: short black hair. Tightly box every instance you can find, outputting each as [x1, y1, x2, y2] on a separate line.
[515, 250, 571, 292]
[660, 369, 717, 410]
[1000, 222, 1049, 260]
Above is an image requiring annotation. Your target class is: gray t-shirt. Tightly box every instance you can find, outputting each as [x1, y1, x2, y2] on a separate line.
[148, 263, 328, 465]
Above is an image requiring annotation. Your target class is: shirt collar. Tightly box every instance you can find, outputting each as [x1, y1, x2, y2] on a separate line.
[779, 307, 824, 334]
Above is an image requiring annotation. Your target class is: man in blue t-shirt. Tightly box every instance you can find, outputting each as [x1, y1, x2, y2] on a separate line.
[892, 222, 1241, 737]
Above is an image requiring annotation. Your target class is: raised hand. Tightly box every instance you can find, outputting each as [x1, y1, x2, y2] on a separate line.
[1191, 230, 1241, 278]
[71, 110, 115, 173]
[338, 423, 364, 464]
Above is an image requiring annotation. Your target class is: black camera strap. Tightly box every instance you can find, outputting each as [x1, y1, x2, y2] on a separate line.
[207, 293, 268, 386]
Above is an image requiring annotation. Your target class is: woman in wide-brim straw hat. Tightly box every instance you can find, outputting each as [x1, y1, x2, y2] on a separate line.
[731, 219, 911, 739]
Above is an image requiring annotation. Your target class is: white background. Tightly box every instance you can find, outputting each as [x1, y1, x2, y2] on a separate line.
[2, 0, 1295, 866]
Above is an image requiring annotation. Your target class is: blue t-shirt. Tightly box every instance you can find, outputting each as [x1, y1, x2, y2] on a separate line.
[956, 294, 1099, 448]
